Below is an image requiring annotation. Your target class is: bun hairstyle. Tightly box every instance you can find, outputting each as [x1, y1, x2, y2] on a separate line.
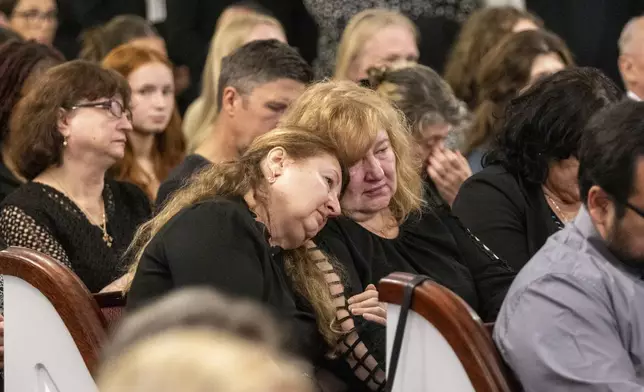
[364, 63, 472, 148]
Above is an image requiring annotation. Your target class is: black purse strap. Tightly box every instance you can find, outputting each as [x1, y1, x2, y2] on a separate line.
[385, 275, 431, 391]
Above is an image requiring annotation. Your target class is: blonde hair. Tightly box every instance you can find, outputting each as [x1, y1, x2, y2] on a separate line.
[334, 9, 418, 81]
[280, 80, 424, 222]
[183, 13, 285, 151]
[127, 127, 345, 347]
[97, 329, 314, 392]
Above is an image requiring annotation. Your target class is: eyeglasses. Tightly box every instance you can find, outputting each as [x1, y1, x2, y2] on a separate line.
[12, 9, 57, 25]
[69, 100, 132, 122]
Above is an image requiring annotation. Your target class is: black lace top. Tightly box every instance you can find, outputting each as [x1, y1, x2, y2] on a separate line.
[0, 180, 151, 292]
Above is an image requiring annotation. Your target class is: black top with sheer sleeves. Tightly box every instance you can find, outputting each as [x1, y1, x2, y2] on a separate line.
[315, 205, 516, 323]
[307, 243, 387, 392]
[0, 180, 151, 293]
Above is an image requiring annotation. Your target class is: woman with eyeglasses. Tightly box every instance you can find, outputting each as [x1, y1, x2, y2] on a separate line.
[0, 60, 151, 294]
[0, 0, 58, 45]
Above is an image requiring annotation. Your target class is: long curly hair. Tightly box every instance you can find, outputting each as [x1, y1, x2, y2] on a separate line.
[102, 43, 185, 201]
[484, 67, 621, 186]
[127, 127, 349, 349]
[465, 29, 574, 156]
[444, 6, 542, 109]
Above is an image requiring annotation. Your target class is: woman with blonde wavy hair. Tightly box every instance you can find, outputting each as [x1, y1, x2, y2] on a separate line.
[280, 81, 516, 328]
[334, 9, 419, 82]
[126, 126, 390, 391]
[182, 12, 286, 151]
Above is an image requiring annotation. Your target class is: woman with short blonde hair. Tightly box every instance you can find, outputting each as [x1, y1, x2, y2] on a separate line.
[334, 9, 419, 82]
[182, 12, 286, 151]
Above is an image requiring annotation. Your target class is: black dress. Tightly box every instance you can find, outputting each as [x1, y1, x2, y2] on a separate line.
[0, 180, 151, 292]
[452, 164, 561, 271]
[127, 196, 324, 359]
[316, 206, 516, 322]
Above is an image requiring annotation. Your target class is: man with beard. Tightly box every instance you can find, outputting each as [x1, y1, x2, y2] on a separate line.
[494, 99, 644, 392]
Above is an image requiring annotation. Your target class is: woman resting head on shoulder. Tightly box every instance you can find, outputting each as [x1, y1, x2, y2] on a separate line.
[102, 43, 185, 202]
[368, 63, 472, 206]
[126, 126, 349, 360]
[280, 80, 515, 388]
[452, 67, 622, 271]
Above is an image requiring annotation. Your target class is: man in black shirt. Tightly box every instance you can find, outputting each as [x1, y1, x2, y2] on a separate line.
[156, 39, 313, 208]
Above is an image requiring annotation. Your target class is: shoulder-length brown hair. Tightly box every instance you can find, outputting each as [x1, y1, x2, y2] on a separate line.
[102, 43, 185, 200]
[444, 6, 543, 109]
[9, 60, 131, 180]
[465, 29, 574, 156]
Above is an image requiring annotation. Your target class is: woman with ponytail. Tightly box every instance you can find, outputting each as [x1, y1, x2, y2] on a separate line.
[466, 29, 573, 173]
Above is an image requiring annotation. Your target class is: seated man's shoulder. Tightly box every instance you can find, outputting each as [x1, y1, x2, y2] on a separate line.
[499, 238, 613, 322]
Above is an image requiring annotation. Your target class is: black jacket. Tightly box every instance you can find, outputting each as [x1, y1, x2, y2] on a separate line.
[452, 164, 560, 271]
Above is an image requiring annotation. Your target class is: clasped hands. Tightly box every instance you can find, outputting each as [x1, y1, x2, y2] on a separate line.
[348, 284, 387, 326]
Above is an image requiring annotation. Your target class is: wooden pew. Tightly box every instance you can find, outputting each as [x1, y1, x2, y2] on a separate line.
[379, 272, 517, 392]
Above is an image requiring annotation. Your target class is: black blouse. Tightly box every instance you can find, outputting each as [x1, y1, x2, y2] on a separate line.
[0, 180, 151, 292]
[126, 196, 324, 360]
[316, 206, 516, 322]
[452, 164, 561, 271]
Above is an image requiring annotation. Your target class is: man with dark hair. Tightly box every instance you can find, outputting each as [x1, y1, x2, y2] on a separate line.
[494, 99, 644, 391]
[156, 39, 312, 206]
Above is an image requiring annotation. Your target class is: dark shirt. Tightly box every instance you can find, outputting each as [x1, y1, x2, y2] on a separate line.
[0, 159, 22, 203]
[315, 206, 516, 322]
[452, 164, 561, 271]
[0, 180, 151, 292]
[127, 196, 323, 360]
[155, 154, 210, 208]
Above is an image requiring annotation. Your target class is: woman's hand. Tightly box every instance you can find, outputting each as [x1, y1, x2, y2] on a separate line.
[99, 273, 132, 293]
[348, 284, 387, 326]
[427, 146, 472, 206]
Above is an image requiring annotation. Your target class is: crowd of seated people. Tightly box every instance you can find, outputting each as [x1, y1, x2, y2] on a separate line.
[0, 2, 644, 391]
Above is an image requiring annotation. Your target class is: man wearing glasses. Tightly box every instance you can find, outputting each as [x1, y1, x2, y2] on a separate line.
[494, 99, 644, 391]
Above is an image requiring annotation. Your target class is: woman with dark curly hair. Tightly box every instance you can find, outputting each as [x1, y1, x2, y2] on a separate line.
[453, 67, 621, 271]
[465, 29, 574, 173]
[0, 39, 64, 201]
